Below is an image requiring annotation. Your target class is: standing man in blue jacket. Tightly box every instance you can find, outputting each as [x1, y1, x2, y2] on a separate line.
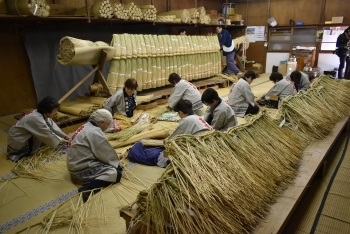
[216, 26, 241, 76]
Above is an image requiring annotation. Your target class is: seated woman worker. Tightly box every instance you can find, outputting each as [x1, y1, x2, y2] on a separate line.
[103, 78, 138, 131]
[258, 72, 296, 108]
[67, 109, 123, 202]
[286, 70, 310, 92]
[128, 99, 212, 167]
[227, 70, 260, 117]
[167, 73, 204, 116]
[201, 88, 237, 131]
[7, 96, 69, 162]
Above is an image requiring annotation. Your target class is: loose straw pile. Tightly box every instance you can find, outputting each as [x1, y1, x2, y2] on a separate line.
[57, 36, 114, 65]
[6, 0, 50, 17]
[12, 146, 64, 182]
[277, 76, 350, 140]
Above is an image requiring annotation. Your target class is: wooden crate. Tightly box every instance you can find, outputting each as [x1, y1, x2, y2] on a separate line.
[120, 207, 157, 234]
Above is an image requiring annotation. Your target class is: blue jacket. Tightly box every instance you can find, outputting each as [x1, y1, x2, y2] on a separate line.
[218, 28, 234, 55]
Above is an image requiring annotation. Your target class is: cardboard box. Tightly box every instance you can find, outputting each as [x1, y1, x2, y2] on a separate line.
[279, 61, 287, 75]
[229, 14, 242, 22]
[332, 16, 344, 23]
[207, 10, 217, 17]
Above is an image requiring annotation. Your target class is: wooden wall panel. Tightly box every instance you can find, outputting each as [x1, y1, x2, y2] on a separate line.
[0, 26, 37, 116]
[324, 1, 350, 24]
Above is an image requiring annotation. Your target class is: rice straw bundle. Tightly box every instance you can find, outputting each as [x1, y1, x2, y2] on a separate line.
[155, 15, 176, 22]
[59, 100, 99, 116]
[109, 127, 169, 148]
[75, 0, 113, 18]
[122, 2, 142, 21]
[108, 34, 221, 91]
[140, 139, 164, 147]
[113, 2, 128, 20]
[139, 4, 157, 21]
[57, 36, 114, 65]
[157, 9, 191, 23]
[76, 96, 107, 107]
[234, 35, 250, 50]
[107, 121, 151, 141]
[53, 111, 70, 122]
[5, 0, 50, 17]
[12, 146, 64, 181]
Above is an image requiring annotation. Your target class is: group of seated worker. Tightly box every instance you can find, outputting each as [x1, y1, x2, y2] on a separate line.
[5, 70, 311, 202]
[257, 70, 310, 108]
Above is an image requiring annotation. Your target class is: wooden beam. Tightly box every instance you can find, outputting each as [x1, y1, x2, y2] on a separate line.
[92, 50, 107, 84]
[85, 0, 90, 23]
[58, 66, 99, 104]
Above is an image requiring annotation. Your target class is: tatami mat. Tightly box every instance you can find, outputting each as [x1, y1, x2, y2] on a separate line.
[285, 129, 350, 233]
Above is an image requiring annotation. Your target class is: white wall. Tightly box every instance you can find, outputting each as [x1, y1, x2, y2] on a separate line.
[318, 53, 340, 74]
[265, 52, 289, 73]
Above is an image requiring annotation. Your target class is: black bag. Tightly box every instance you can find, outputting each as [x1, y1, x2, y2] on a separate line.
[272, 65, 278, 73]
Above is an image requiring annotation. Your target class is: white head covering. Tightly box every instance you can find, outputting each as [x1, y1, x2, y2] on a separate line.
[90, 109, 113, 124]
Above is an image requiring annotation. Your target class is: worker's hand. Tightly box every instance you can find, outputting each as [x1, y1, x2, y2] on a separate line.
[118, 153, 124, 160]
[163, 138, 169, 144]
[61, 139, 69, 145]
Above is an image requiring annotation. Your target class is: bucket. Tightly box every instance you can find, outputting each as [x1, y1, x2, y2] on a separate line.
[267, 17, 277, 27]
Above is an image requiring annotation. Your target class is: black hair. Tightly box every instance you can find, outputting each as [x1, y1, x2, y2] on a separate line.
[290, 70, 302, 82]
[178, 28, 186, 35]
[244, 70, 257, 80]
[37, 96, 59, 114]
[201, 88, 219, 104]
[174, 99, 194, 115]
[269, 72, 283, 82]
[125, 78, 138, 89]
[168, 73, 182, 85]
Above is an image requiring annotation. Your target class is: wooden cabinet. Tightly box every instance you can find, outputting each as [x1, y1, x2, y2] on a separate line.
[268, 26, 317, 70]
[291, 49, 316, 71]
[268, 26, 317, 52]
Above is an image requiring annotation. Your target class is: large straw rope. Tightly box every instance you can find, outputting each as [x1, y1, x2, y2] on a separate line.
[57, 36, 114, 65]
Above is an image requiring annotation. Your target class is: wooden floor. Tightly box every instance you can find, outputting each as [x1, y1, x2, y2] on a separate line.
[0, 73, 349, 233]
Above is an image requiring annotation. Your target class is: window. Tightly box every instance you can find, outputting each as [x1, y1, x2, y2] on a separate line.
[320, 26, 349, 51]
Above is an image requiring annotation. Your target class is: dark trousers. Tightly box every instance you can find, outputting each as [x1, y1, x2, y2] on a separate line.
[245, 104, 260, 115]
[338, 55, 350, 79]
